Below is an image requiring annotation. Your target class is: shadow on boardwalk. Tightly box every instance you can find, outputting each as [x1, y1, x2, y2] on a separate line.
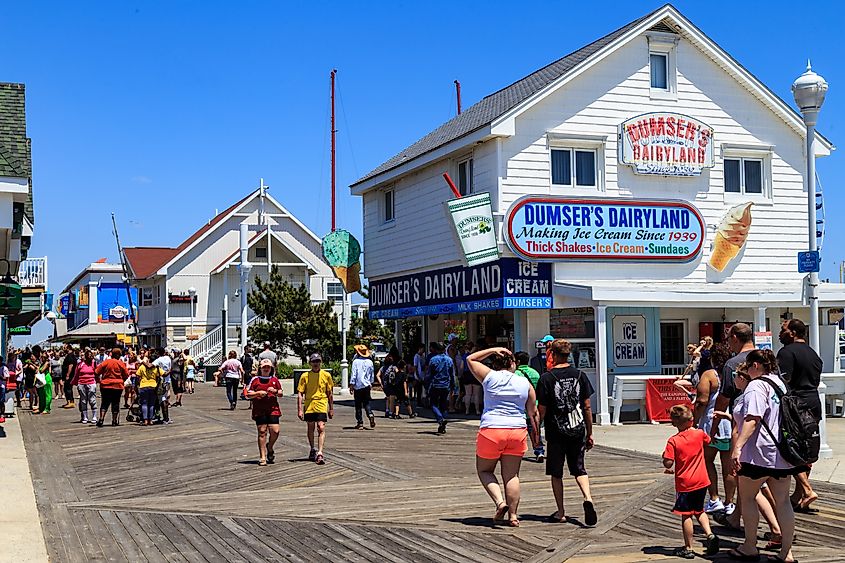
[20, 385, 845, 562]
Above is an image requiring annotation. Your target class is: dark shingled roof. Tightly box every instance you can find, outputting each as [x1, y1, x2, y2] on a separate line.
[352, 9, 660, 187]
[0, 82, 34, 224]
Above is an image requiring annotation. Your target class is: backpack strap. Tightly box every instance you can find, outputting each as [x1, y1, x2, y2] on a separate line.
[756, 376, 794, 461]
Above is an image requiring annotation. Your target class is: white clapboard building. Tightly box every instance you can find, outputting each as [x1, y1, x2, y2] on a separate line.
[124, 188, 341, 363]
[350, 4, 841, 425]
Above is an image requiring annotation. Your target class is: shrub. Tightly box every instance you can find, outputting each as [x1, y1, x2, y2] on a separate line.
[277, 362, 294, 379]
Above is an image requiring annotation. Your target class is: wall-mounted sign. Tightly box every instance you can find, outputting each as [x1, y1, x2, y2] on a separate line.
[108, 305, 129, 321]
[9, 326, 31, 335]
[446, 192, 499, 267]
[369, 258, 551, 319]
[619, 112, 714, 176]
[168, 294, 197, 304]
[612, 314, 647, 367]
[505, 196, 705, 262]
[754, 331, 773, 350]
[709, 202, 753, 272]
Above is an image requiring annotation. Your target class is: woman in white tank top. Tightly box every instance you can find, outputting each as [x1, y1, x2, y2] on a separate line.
[466, 347, 539, 528]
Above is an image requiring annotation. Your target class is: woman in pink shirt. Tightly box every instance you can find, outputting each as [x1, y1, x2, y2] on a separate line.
[214, 350, 244, 410]
[71, 349, 98, 424]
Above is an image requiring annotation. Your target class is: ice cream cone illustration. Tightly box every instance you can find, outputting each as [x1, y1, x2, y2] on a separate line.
[321, 229, 362, 293]
[331, 263, 361, 294]
[709, 202, 753, 272]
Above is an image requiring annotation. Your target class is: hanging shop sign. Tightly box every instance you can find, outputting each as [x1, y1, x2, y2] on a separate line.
[505, 196, 705, 262]
[612, 314, 647, 367]
[168, 294, 197, 304]
[108, 305, 129, 322]
[368, 258, 551, 319]
[446, 192, 499, 267]
[619, 112, 714, 176]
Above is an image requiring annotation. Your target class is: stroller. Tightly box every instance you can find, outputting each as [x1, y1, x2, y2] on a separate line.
[125, 400, 142, 423]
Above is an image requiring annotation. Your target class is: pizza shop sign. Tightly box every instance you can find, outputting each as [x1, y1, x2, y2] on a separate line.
[619, 112, 714, 176]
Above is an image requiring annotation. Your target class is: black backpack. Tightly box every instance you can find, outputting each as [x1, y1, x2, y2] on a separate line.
[384, 366, 398, 387]
[759, 377, 820, 466]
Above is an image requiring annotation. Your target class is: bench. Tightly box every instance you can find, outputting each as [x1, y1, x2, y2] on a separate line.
[822, 373, 845, 417]
[611, 374, 671, 425]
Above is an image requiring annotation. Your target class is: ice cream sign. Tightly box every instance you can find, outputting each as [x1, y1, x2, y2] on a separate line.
[619, 112, 714, 176]
[505, 196, 705, 262]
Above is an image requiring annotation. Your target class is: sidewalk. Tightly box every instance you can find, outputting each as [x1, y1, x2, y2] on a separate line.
[0, 412, 49, 563]
[594, 417, 845, 485]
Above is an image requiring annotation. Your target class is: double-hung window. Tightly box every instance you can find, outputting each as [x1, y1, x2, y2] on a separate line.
[383, 188, 394, 223]
[551, 148, 597, 188]
[721, 145, 772, 199]
[458, 157, 473, 195]
[647, 31, 678, 99]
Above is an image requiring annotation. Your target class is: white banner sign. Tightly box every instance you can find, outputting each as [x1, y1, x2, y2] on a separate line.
[612, 314, 647, 367]
[446, 192, 499, 266]
[619, 112, 714, 176]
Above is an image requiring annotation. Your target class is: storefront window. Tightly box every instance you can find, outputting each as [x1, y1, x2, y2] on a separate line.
[550, 308, 595, 339]
[660, 321, 686, 365]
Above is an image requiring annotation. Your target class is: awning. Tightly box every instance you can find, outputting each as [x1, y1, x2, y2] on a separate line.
[52, 321, 135, 343]
[554, 280, 845, 309]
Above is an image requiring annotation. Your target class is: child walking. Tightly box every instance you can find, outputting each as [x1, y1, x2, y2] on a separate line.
[662, 404, 720, 559]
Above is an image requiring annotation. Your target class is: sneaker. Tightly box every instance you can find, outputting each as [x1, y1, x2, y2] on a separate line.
[267, 449, 275, 464]
[535, 448, 546, 463]
[437, 420, 447, 434]
[81, 419, 89, 424]
[95, 421, 104, 428]
[368, 414, 376, 428]
[672, 547, 695, 560]
[705, 498, 725, 513]
[354, 423, 364, 430]
[163, 420, 172, 425]
[308, 449, 317, 462]
[724, 502, 736, 516]
[704, 534, 720, 556]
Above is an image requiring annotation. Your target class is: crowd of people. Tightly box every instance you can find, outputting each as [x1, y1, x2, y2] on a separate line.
[0, 344, 199, 426]
[0, 317, 824, 562]
[661, 320, 822, 561]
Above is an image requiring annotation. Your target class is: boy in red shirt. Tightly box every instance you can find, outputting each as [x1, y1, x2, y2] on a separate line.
[663, 404, 720, 559]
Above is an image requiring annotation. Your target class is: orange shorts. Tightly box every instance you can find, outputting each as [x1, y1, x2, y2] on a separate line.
[476, 427, 528, 460]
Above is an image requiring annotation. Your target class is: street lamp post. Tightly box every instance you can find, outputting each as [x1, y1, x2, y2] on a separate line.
[792, 62, 832, 460]
[188, 286, 197, 356]
[792, 62, 828, 353]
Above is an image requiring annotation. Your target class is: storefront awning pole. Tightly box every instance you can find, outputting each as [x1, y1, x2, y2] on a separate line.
[594, 305, 611, 425]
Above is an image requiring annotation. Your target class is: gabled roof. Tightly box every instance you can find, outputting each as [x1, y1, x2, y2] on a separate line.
[0, 82, 34, 224]
[211, 227, 317, 274]
[352, 3, 833, 191]
[123, 191, 255, 279]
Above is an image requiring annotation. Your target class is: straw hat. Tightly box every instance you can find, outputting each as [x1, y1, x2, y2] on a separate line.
[353, 344, 371, 357]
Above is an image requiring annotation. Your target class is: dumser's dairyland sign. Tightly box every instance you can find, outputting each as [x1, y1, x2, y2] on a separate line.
[619, 112, 714, 176]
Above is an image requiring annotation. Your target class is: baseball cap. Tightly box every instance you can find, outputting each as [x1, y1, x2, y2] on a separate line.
[259, 358, 274, 368]
[541, 335, 554, 343]
[309, 353, 322, 362]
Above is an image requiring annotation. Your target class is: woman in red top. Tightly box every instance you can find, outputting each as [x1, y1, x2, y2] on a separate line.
[95, 348, 129, 427]
[72, 349, 98, 424]
[245, 359, 282, 466]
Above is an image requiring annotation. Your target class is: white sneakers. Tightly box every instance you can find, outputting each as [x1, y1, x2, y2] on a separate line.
[704, 498, 725, 513]
[724, 502, 736, 515]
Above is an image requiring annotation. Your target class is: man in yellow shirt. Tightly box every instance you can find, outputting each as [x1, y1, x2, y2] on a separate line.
[136, 352, 162, 426]
[297, 353, 334, 465]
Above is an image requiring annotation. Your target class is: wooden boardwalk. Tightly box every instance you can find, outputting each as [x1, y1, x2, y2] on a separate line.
[19, 383, 845, 562]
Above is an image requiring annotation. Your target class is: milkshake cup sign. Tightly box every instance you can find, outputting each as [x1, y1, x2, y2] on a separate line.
[446, 192, 500, 267]
[322, 229, 362, 294]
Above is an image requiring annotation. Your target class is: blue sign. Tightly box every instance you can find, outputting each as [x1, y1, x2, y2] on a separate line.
[368, 258, 552, 319]
[798, 251, 820, 273]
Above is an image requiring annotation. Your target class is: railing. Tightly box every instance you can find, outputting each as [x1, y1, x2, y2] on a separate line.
[190, 324, 223, 362]
[661, 364, 687, 376]
[18, 257, 47, 288]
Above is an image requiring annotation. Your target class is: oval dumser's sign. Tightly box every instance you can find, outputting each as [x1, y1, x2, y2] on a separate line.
[619, 112, 714, 176]
[505, 196, 706, 262]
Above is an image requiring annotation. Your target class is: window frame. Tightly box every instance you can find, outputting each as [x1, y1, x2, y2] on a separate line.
[721, 145, 773, 202]
[254, 246, 268, 259]
[646, 31, 678, 100]
[141, 287, 153, 307]
[659, 320, 687, 367]
[649, 53, 669, 90]
[326, 281, 344, 300]
[457, 156, 474, 196]
[382, 187, 395, 224]
[547, 133, 606, 192]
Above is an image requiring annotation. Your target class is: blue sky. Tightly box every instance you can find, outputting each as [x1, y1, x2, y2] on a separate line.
[7, 1, 844, 344]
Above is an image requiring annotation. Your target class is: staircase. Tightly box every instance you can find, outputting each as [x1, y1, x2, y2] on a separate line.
[190, 316, 262, 365]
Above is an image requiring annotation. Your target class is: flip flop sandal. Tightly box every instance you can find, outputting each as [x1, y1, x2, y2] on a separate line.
[728, 548, 760, 561]
[508, 518, 520, 527]
[493, 503, 508, 523]
[258, 459, 267, 467]
[545, 513, 569, 523]
[315, 453, 325, 465]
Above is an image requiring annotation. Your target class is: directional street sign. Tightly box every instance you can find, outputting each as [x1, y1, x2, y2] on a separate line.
[798, 251, 821, 273]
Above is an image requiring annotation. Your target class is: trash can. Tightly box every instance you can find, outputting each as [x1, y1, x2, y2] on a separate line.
[293, 369, 308, 393]
[205, 365, 220, 385]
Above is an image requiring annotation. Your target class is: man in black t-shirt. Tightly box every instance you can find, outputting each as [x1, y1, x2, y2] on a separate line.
[241, 346, 255, 400]
[536, 338, 597, 526]
[777, 318, 822, 511]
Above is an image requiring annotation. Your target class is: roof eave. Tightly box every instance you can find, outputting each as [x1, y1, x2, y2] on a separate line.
[350, 125, 496, 195]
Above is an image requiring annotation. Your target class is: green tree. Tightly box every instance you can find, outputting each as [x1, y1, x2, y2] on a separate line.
[247, 267, 340, 364]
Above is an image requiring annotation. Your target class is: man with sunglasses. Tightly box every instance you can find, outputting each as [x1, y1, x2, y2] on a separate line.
[297, 353, 334, 465]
